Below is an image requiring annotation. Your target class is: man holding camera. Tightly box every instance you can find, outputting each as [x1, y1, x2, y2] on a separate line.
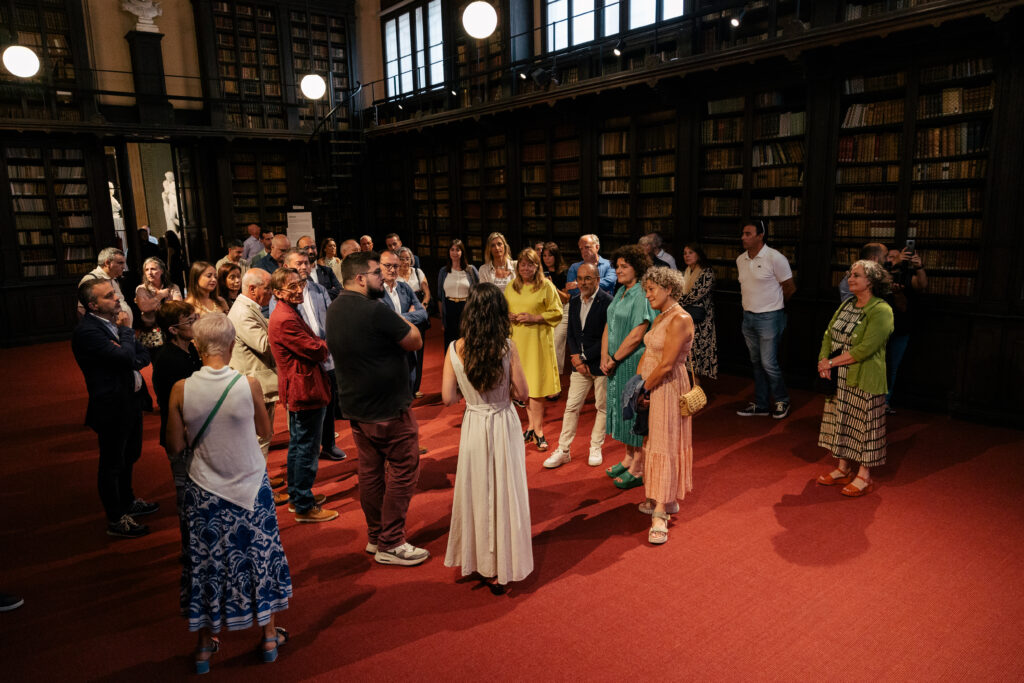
[884, 244, 927, 413]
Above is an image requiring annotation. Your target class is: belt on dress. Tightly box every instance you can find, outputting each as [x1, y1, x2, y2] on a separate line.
[464, 402, 508, 416]
[447, 296, 468, 302]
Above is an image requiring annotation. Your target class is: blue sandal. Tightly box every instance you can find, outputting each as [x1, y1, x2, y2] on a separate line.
[195, 638, 220, 675]
[262, 627, 289, 663]
[614, 471, 644, 490]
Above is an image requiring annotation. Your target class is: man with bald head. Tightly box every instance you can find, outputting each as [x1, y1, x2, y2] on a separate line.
[543, 262, 613, 469]
[252, 234, 290, 275]
[241, 223, 263, 261]
[339, 239, 360, 259]
[359, 235, 374, 252]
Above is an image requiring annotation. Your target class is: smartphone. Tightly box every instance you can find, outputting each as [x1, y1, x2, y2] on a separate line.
[905, 239, 915, 255]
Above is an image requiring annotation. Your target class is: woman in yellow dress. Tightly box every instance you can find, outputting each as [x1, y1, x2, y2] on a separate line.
[505, 248, 563, 451]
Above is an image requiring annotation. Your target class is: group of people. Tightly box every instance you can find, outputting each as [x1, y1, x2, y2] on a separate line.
[70, 221, 924, 673]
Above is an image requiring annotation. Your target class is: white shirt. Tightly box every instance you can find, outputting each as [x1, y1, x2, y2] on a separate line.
[308, 267, 319, 285]
[657, 249, 678, 270]
[736, 244, 793, 313]
[444, 270, 471, 299]
[301, 286, 321, 337]
[578, 291, 596, 329]
[384, 281, 402, 314]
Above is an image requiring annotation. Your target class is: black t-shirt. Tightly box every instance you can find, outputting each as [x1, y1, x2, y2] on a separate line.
[545, 269, 567, 290]
[152, 341, 202, 446]
[327, 289, 413, 422]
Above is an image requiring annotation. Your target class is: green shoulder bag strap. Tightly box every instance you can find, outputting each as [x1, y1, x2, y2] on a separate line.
[188, 373, 243, 453]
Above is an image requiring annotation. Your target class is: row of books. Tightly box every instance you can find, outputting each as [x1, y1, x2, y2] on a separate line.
[833, 219, 897, 238]
[552, 140, 580, 160]
[554, 201, 580, 217]
[753, 196, 801, 217]
[920, 58, 993, 84]
[841, 99, 904, 128]
[599, 132, 630, 155]
[835, 190, 898, 214]
[700, 172, 744, 190]
[927, 276, 975, 297]
[914, 122, 988, 158]
[599, 198, 630, 217]
[754, 111, 806, 139]
[701, 197, 742, 216]
[752, 141, 805, 166]
[7, 166, 45, 179]
[22, 264, 57, 278]
[909, 188, 983, 213]
[707, 97, 745, 115]
[843, 72, 905, 95]
[16, 230, 53, 246]
[599, 179, 629, 195]
[703, 147, 744, 170]
[599, 159, 630, 177]
[552, 164, 579, 182]
[836, 164, 901, 184]
[522, 144, 546, 163]
[638, 125, 677, 152]
[701, 117, 744, 144]
[908, 217, 982, 239]
[912, 159, 987, 182]
[837, 133, 902, 162]
[640, 155, 674, 175]
[752, 167, 803, 188]
[917, 85, 994, 119]
[638, 198, 672, 217]
[522, 167, 546, 183]
[638, 177, 675, 193]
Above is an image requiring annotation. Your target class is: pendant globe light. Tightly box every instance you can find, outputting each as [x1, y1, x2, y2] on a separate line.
[300, 73, 327, 99]
[462, 1, 497, 40]
[2, 45, 40, 78]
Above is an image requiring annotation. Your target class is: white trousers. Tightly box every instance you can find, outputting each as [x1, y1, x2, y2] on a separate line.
[556, 370, 607, 452]
[553, 303, 569, 375]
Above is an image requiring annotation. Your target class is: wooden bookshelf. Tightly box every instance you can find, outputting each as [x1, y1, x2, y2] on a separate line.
[521, 129, 548, 244]
[551, 124, 582, 239]
[697, 0, 802, 54]
[635, 111, 678, 239]
[454, 0, 506, 106]
[289, 8, 352, 129]
[211, 0, 286, 130]
[697, 94, 747, 285]
[413, 149, 452, 260]
[908, 56, 993, 298]
[5, 144, 95, 279]
[230, 151, 288, 235]
[0, 1, 81, 121]
[596, 116, 631, 244]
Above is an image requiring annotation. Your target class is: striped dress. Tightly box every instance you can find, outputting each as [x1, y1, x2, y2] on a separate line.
[817, 303, 887, 466]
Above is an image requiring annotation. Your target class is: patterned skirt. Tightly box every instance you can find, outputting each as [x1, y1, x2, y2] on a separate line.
[182, 473, 292, 632]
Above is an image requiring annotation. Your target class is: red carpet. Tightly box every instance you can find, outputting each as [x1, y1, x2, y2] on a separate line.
[2, 332, 1023, 681]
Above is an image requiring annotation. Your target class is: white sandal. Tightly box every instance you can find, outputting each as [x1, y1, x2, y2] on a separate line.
[648, 511, 670, 545]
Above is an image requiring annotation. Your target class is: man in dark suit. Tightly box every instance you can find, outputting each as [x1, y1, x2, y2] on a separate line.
[378, 249, 427, 394]
[72, 279, 158, 538]
[543, 263, 613, 469]
[297, 235, 342, 299]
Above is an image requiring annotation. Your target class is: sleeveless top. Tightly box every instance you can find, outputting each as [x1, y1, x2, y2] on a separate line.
[184, 365, 265, 510]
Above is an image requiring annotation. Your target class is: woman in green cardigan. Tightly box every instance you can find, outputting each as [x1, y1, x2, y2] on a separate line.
[815, 260, 894, 497]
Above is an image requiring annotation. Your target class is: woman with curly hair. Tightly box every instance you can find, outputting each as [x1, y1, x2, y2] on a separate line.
[441, 283, 532, 593]
[505, 248, 564, 451]
[637, 267, 695, 544]
[185, 261, 229, 316]
[602, 245, 655, 489]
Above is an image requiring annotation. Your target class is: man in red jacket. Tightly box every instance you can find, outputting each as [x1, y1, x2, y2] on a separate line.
[268, 267, 338, 523]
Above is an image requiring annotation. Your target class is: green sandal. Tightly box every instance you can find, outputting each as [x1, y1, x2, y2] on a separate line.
[605, 462, 628, 478]
[613, 471, 643, 489]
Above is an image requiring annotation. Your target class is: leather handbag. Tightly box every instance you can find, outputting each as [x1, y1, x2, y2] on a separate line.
[678, 357, 707, 417]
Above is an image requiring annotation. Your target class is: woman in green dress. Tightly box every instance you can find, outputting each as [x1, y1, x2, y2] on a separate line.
[601, 245, 655, 489]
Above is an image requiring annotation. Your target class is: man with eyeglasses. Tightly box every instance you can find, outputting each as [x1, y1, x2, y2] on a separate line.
[271, 248, 347, 463]
[378, 250, 427, 395]
[326, 251, 428, 566]
[268, 267, 338, 524]
[152, 300, 202, 556]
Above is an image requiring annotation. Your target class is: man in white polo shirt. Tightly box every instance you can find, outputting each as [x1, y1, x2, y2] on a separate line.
[736, 222, 796, 419]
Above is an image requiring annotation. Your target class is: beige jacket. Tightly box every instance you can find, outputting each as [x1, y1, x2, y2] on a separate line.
[227, 294, 278, 403]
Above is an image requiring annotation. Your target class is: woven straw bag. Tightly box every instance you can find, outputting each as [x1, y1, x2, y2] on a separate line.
[678, 357, 707, 417]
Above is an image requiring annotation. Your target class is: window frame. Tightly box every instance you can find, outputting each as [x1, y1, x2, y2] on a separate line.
[381, 0, 446, 98]
[542, 0, 691, 53]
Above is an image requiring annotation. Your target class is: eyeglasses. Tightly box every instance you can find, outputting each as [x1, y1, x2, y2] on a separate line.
[380, 263, 399, 271]
[359, 269, 383, 277]
[172, 315, 199, 327]
[283, 280, 307, 291]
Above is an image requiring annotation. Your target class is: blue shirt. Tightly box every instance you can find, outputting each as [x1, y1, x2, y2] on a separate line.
[566, 256, 616, 298]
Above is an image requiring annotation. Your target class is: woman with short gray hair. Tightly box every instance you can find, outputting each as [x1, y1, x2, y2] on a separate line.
[815, 260, 894, 497]
[165, 312, 292, 673]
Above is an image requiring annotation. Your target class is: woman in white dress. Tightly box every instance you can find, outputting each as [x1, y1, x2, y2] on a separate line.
[478, 231, 516, 291]
[441, 283, 533, 593]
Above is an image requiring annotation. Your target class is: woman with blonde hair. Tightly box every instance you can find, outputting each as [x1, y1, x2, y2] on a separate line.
[185, 261, 229, 316]
[505, 248, 563, 451]
[135, 256, 183, 347]
[479, 232, 516, 291]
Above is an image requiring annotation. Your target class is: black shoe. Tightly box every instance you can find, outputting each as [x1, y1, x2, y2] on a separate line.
[736, 402, 770, 417]
[127, 498, 159, 517]
[0, 593, 24, 612]
[772, 401, 791, 419]
[523, 429, 535, 444]
[320, 445, 347, 461]
[107, 514, 150, 539]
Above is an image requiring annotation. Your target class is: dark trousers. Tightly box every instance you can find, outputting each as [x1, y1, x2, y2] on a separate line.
[351, 409, 421, 551]
[443, 299, 466, 350]
[287, 405, 326, 514]
[322, 371, 339, 450]
[94, 406, 144, 522]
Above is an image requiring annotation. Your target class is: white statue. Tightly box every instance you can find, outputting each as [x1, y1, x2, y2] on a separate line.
[108, 181, 122, 219]
[122, 0, 162, 33]
[162, 171, 179, 232]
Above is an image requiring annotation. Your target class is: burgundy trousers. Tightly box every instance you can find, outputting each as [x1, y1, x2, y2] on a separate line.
[350, 409, 421, 551]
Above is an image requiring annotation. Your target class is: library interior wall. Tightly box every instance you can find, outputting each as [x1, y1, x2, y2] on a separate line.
[356, 0, 384, 88]
[83, 0, 203, 110]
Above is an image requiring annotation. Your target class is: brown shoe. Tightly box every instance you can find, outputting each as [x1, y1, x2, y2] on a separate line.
[419, 447, 428, 454]
[273, 491, 289, 505]
[269, 476, 286, 489]
[294, 505, 339, 523]
[288, 493, 326, 512]
[841, 475, 875, 497]
[817, 468, 854, 486]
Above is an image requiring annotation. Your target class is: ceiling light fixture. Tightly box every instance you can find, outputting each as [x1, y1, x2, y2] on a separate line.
[612, 39, 624, 57]
[462, 1, 498, 40]
[299, 74, 327, 99]
[730, 9, 746, 28]
[2, 44, 40, 78]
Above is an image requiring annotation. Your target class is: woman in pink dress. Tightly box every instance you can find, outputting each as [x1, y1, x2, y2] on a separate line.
[637, 267, 695, 545]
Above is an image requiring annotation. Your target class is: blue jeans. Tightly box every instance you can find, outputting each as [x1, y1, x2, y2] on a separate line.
[886, 333, 910, 405]
[741, 309, 789, 408]
[287, 406, 326, 514]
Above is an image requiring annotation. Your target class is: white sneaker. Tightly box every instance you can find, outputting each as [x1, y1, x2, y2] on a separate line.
[587, 449, 603, 467]
[542, 448, 571, 469]
[374, 542, 430, 566]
